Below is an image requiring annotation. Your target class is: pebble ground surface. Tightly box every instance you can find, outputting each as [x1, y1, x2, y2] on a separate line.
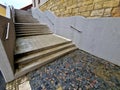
[5, 49, 120, 90]
[28, 50, 120, 90]
[0, 72, 5, 90]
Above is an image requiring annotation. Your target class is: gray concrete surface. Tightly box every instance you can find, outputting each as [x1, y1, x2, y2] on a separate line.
[15, 34, 71, 55]
[32, 8, 120, 66]
[15, 9, 39, 23]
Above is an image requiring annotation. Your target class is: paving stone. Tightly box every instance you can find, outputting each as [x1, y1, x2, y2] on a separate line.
[19, 81, 31, 90]
[5, 49, 120, 90]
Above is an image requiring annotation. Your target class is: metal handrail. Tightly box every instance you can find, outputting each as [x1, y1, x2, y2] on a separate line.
[6, 22, 10, 40]
[70, 25, 82, 33]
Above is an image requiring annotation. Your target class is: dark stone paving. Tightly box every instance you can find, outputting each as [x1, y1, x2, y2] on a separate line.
[28, 50, 120, 90]
[0, 71, 6, 90]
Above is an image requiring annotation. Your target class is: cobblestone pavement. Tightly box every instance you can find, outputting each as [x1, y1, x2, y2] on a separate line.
[28, 50, 120, 90]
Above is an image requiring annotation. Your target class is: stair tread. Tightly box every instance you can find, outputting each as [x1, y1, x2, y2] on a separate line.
[15, 43, 74, 64]
[15, 46, 78, 78]
[15, 23, 47, 26]
[15, 28, 51, 32]
[16, 33, 53, 37]
[16, 33, 52, 36]
[16, 31, 52, 33]
[15, 34, 71, 55]
[16, 31, 52, 36]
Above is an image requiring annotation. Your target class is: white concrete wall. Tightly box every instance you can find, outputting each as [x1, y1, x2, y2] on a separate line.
[32, 8, 120, 66]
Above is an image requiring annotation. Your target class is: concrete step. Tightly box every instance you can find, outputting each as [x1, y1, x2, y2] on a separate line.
[15, 29, 50, 32]
[15, 25, 48, 28]
[15, 27, 49, 30]
[15, 23, 53, 36]
[16, 30, 51, 33]
[15, 9, 39, 23]
[15, 41, 71, 58]
[15, 46, 78, 79]
[15, 42, 75, 65]
[15, 26, 49, 29]
[15, 34, 72, 55]
[15, 27, 50, 31]
[15, 23, 47, 26]
[16, 30, 52, 34]
[16, 33, 53, 37]
[15, 27, 51, 32]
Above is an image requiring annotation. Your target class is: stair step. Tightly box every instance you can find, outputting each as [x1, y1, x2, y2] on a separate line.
[15, 27, 49, 30]
[15, 34, 72, 55]
[15, 40, 71, 56]
[16, 31, 51, 33]
[16, 33, 53, 37]
[15, 23, 47, 26]
[15, 27, 50, 31]
[15, 43, 75, 64]
[15, 25, 48, 28]
[15, 46, 78, 78]
[15, 23, 52, 36]
[16, 30, 52, 34]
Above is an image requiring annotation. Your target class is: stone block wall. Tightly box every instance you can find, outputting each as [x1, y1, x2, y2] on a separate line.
[40, 0, 120, 17]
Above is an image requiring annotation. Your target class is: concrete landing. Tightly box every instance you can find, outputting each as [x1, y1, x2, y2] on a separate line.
[15, 34, 71, 55]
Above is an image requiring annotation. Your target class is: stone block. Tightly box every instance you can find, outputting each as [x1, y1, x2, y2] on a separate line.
[72, 8, 79, 14]
[68, 0, 73, 6]
[104, 8, 112, 16]
[82, 0, 93, 5]
[19, 81, 31, 90]
[78, 2, 82, 7]
[80, 11, 91, 17]
[103, 0, 119, 8]
[94, 2, 103, 9]
[94, 0, 103, 3]
[87, 4, 94, 11]
[112, 7, 120, 17]
[79, 6, 87, 12]
[68, 9, 72, 14]
[72, 0, 78, 4]
[91, 9, 104, 16]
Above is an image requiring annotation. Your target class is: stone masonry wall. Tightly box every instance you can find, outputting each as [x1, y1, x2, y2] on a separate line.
[40, 0, 120, 17]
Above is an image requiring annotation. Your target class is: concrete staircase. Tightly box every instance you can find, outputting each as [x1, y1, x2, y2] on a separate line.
[15, 23, 52, 37]
[14, 9, 78, 78]
[15, 9, 39, 23]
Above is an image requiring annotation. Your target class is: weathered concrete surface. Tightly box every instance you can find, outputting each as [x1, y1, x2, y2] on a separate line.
[15, 34, 77, 79]
[15, 9, 39, 23]
[15, 23, 53, 37]
[15, 34, 71, 55]
[0, 15, 16, 82]
[32, 8, 120, 66]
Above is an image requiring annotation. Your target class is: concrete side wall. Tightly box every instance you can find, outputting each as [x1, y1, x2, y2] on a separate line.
[32, 8, 120, 66]
[0, 16, 16, 82]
